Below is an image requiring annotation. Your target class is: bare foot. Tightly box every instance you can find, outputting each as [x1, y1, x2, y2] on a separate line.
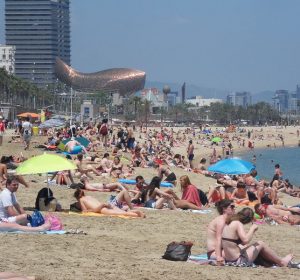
[280, 254, 294, 267]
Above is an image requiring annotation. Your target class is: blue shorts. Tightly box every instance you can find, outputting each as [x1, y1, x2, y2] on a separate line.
[188, 154, 194, 161]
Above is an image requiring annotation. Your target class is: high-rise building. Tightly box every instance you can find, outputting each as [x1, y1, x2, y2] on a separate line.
[272, 90, 289, 113]
[5, 0, 70, 87]
[227, 92, 252, 108]
[0, 44, 15, 74]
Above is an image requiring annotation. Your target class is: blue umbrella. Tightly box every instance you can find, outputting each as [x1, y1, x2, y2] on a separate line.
[208, 158, 255, 175]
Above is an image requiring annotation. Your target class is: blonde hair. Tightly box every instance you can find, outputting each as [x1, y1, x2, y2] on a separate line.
[180, 175, 191, 191]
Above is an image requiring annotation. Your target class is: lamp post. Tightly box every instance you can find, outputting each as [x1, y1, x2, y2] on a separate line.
[162, 85, 171, 124]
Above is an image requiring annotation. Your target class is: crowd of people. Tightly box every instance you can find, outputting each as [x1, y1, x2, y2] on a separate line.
[0, 117, 299, 273]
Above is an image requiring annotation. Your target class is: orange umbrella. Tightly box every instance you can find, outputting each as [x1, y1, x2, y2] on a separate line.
[17, 112, 40, 118]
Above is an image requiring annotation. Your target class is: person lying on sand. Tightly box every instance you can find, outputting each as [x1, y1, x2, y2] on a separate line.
[0, 218, 51, 232]
[74, 189, 145, 218]
[222, 207, 294, 267]
[206, 199, 235, 264]
[0, 271, 37, 280]
[255, 203, 300, 225]
[80, 175, 126, 192]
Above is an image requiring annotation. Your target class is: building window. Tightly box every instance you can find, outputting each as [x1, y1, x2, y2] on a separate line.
[2, 54, 6, 60]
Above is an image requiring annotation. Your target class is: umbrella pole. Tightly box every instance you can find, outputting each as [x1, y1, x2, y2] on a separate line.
[46, 173, 50, 196]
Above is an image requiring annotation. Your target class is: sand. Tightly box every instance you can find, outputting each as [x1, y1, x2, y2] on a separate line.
[0, 126, 299, 280]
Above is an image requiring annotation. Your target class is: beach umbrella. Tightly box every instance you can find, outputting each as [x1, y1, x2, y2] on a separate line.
[16, 153, 76, 175]
[207, 158, 255, 175]
[17, 112, 40, 118]
[211, 137, 222, 143]
[39, 119, 65, 129]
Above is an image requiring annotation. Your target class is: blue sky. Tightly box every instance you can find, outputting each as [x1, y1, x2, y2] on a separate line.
[1, 0, 300, 93]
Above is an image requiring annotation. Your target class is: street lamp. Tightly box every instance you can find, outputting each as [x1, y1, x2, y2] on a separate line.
[162, 85, 171, 124]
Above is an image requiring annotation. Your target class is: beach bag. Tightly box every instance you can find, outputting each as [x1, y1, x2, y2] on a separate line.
[99, 124, 108, 136]
[197, 188, 209, 206]
[45, 214, 63, 230]
[162, 241, 193, 261]
[35, 188, 57, 211]
[29, 210, 45, 227]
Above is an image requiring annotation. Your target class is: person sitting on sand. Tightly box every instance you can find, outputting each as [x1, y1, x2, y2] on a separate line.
[109, 156, 124, 178]
[165, 175, 205, 210]
[0, 218, 51, 232]
[144, 176, 177, 210]
[207, 184, 227, 204]
[0, 175, 29, 224]
[156, 165, 177, 186]
[207, 199, 235, 264]
[74, 154, 102, 179]
[222, 207, 293, 267]
[80, 175, 126, 192]
[74, 189, 145, 218]
[254, 203, 300, 225]
[130, 175, 148, 204]
[230, 182, 249, 205]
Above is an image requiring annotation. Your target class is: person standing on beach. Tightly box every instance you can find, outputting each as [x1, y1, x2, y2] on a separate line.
[187, 140, 194, 169]
[22, 117, 32, 150]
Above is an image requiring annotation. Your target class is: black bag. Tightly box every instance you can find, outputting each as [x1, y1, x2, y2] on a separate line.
[162, 241, 193, 261]
[197, 189, 209, 206]
[35, 188, 55, 210]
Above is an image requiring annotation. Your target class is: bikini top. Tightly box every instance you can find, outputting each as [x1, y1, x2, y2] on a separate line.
[222, 237, 242, 245]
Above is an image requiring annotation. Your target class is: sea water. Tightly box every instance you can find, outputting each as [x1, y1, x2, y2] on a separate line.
[236, 147, 300, 186]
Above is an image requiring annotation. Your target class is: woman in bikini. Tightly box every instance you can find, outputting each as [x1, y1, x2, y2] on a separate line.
[110, 156, 124, 178]
[230, 182, 250, 205]
[144, 176, 177, 210]
[222, 207, 293, 266]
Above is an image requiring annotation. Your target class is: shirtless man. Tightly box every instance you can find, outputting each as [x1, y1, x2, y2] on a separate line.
[65, 138, 87, 154]
[74, 189, 145, 218]
[187, 140, 194, 169]
[80, 175, 126, 192]
[126, 123, 135, 151]
[206, 199, 235, 264]
[74, 154, 101, 178]
[255, 203, 300, 225]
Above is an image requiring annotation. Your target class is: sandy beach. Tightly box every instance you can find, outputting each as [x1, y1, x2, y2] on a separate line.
[0, 126, 300, 280]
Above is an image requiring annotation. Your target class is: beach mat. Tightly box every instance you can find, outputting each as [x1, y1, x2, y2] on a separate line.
[68, 211, 138, 219]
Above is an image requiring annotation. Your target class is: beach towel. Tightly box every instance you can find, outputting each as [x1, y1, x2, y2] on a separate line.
[68, 211, 138, 219]
[118, 179, 174, 188]
[188, 254, 216, 265]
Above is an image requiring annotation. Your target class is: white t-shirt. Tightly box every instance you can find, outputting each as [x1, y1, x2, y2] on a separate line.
[22, 121, 32, 135]
[0, 188, 18, 219]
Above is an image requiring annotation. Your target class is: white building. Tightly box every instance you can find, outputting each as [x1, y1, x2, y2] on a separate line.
[0, 45, 15, 74]
[186, 96, 223, 107]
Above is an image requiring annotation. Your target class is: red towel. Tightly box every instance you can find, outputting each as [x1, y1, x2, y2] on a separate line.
[181, 184, 202, 207]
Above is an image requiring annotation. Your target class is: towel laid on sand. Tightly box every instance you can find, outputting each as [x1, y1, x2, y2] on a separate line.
[68, 211, 137, 219]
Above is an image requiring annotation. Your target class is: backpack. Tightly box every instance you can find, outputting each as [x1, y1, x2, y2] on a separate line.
[45, 214, 63, 230]
[28, 210, 45, 227]
[35, 187, 57, 211]
[99, 124, 108, 135]
[197, 188, 209, 206]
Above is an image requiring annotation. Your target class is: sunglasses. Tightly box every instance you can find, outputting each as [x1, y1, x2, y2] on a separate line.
[229, 205, 235, 209]
[11, 183, 19, 187]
